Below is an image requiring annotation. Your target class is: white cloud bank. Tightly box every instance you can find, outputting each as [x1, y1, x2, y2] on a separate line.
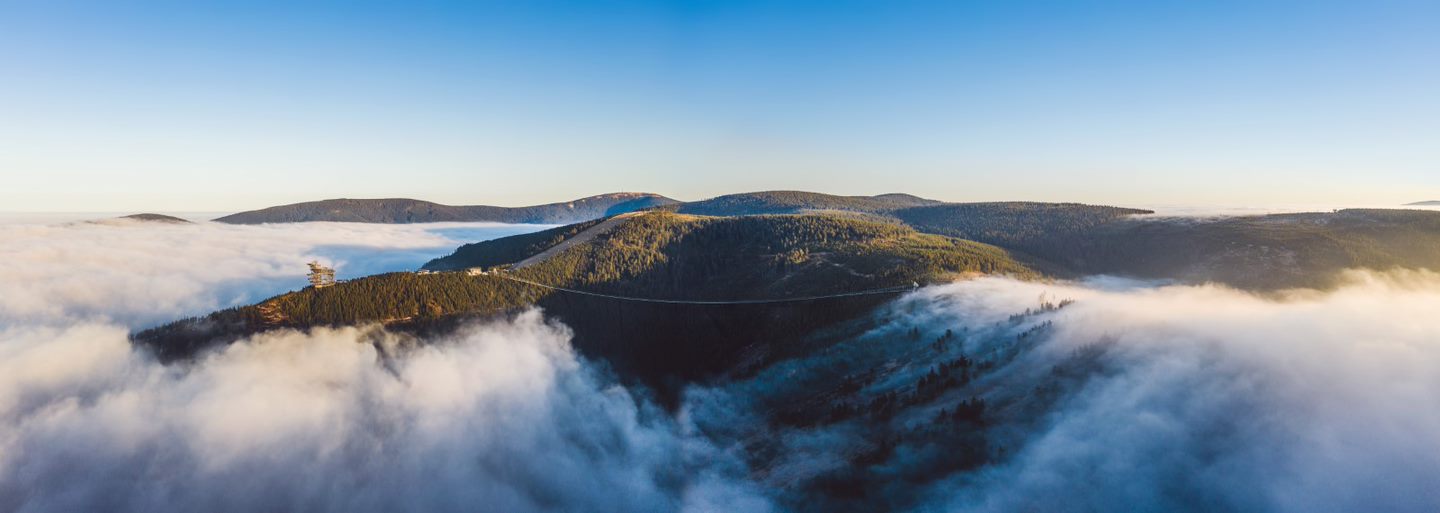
[0, 313, 770, 513]
[0, 218, 768, 513]
[898, 273, 1440, 512]
[3, 217, 1440, 512]
[0, 218, 538, 327]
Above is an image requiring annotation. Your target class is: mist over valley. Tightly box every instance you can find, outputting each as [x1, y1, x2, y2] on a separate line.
[6, 1, 1439, 509]
[5, 195, 1440, 512]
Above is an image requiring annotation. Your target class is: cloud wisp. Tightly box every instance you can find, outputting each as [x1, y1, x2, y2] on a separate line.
[0, 218, 539, 327]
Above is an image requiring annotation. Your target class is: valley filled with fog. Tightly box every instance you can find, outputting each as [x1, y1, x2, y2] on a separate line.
[0, 218, 544, 328]
[9, 0, 1439, 509]
[3, 219, 1439, 512]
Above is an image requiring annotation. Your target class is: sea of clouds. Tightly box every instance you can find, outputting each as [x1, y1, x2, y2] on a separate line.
[901, 274, 1440, 512]
[0, 315, 772, 512]
[681, 274, 1440, 513]
[2, 217, 1439, 512]
[0, 218, 540, 327]
[0, 217, 770, 513]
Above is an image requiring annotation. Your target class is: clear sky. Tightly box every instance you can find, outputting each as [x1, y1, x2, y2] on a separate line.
[2, 0, 1437, 211]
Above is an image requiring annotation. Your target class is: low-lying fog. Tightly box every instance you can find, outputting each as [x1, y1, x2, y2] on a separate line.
[0, 218, 544, 327]
[2, 219, 1438, 512]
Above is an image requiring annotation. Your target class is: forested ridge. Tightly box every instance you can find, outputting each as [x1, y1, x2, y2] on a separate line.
[889, 202, 1154, 247]
[1012, 208, 1440, 288]
[214, 192, 676, 224]
[213, 189, 1151, 231]
[139, 204, 1440, 366]
[118, 213, 192, 223]
[136, 211, 1035, 386]
[674, 190, 941, 216]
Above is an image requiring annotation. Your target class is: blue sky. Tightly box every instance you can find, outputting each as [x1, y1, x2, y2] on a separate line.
[2, 0, 1437, 211]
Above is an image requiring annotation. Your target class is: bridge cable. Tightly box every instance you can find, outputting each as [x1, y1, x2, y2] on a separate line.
[490, 273, 917, 305]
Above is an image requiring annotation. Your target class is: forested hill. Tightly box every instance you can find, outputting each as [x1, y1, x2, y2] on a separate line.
[415, 201, 1440, 291]
[423, 218, 607, 271]
[1025, 208, 1440, 289]
[889, 202, 1155, 245]
[213, 192, 677, 224]
[134, 207, 1440, 399]
[671, 193, 1155, 246]
[431, 210, 1034, 298]
[136, 211, 1035, 391]
[675, 191, 942, 216]
[118, 213, 192, 223]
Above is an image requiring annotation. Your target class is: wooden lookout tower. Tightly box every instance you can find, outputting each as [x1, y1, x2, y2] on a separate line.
[307, 261, 336, 288]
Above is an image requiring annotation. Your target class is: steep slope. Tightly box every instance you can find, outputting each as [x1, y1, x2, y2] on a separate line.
[509, 214, 635, 269]
[213, 192, 677, 224]
[423, 218, 607, 271]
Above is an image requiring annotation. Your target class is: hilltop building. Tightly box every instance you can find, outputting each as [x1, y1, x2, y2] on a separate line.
[307, 261, 336, 288]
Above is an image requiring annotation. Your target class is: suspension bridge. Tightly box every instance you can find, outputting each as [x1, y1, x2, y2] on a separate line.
[491, 273, 919, 305]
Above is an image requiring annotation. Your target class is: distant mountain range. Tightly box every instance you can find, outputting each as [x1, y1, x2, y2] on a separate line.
[1408, 200, 1440, 206]
[213, 192, 677, 224]
[214, 190, 1152, 227]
